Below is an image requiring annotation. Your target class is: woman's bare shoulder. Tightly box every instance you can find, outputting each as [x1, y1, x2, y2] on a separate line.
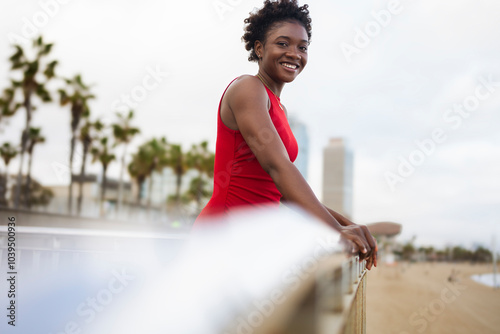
[226, 74, 267, 102]
[220, 75, 268, 130]
[235, 74, 259, 82]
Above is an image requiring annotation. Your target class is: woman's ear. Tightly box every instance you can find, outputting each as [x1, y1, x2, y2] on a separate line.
[254, 40, 263, 59]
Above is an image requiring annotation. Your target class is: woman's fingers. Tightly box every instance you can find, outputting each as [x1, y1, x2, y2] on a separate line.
[356, 225, 378, 266]
[365, 240, 378, 270]
[366, 233, 378, 268]
[341, 225, 380, 269]
[341, 227, 370, 259]
[366, 255, 373, 270]
[340, 225, 379, 270]
[361, 225, 377, 251]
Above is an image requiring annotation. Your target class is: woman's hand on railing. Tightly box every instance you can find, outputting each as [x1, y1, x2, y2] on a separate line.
[339, 224, 378, 270]
[365, 238, 378, 270]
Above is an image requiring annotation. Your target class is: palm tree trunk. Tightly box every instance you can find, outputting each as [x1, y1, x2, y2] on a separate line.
[176, 168, 182, 204]
[0, 169, 7, 207]
[160, 169, 166, 213]
[135, 176, 144, 206]
[116, 143, 128, 213]
[196, 171, 202, 210]
[25, 149, 34, 209]
[77, 142, 89, 215]
[136, 179, 141, 205]
[67, 132, 76, 214]
[100, 164, 108, 217]
[147, 174, 153, 210]
[14, 93, 32, 208]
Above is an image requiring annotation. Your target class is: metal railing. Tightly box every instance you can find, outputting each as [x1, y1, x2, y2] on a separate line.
[246, 254, 367, 334]
[0, 225, 187, 272]
[0, 207, 368, 334]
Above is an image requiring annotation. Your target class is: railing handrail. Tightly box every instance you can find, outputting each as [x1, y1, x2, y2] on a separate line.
[1, 206, 368, 334]
[247, 254, 367, 334]
[0, 225, 187, 240]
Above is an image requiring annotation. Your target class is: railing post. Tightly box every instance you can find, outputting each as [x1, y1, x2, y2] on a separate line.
[359, 258, 363, 279]
[352, 256, 359, 284]
[317, 265, 345, 313]
[332, 266, 344, 312]
[346, 258, 353, 294]
[362, 269, 367, 334]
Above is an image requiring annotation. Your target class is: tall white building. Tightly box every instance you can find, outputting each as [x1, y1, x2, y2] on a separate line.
[322, 138, 353, 219]
[288, 114, 309, 181]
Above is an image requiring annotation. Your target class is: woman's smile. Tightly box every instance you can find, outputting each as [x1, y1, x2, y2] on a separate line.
[280, 62, 299, 71]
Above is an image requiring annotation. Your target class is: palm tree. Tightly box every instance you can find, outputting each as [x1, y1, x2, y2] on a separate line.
[59, 74, 95, 214]
[13, 177, 54, 210]
[0, 85, 22, 127]
[127, 138, 168, 210]
[128, 148, 150, 206]
[8, 36, 57, 208]
[112, 110, 140, 212]
[76, 118, 103, 215]
[0, 142, 18, 207]
[184, 177, 211, 208]
[143, 137, 168, 209]
[185, 141, 215, 210]
[168, 144, 188, 206]
[91, 137, 115, 217]
[25, 127, 45, 208]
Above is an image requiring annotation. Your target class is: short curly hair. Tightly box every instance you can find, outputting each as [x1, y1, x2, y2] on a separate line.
[242, 0, 312, 62]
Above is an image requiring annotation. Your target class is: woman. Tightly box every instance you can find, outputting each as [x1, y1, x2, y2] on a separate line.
[194, 0, 377, 269]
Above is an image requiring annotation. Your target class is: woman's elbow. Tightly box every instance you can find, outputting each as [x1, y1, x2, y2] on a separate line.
[264, 159, 295, 183]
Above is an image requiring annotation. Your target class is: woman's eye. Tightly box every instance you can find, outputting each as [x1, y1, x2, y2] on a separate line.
[300, 46, 308, 52]
[278, 42, 287, 47]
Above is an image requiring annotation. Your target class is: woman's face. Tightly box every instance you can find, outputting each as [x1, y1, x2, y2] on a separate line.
[257, 20, 309, 83]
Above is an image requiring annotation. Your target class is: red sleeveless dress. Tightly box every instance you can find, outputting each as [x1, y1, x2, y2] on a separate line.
[193, 77, 298, 226]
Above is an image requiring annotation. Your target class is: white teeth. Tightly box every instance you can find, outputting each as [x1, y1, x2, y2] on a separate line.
[282, 63, 297, 69]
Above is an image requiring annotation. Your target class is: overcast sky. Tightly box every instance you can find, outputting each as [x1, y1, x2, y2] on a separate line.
[1, 0, 499, 249]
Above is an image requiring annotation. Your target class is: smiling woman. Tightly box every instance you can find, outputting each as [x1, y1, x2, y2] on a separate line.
[193, 0, 378, 269]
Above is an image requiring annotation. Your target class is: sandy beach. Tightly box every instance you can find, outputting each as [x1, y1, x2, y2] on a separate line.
[366, 262, 500, 334]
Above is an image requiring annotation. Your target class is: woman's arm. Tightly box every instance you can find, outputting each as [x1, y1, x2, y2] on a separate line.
[322, 205, 354, 226]
[226, 76, 376, 263]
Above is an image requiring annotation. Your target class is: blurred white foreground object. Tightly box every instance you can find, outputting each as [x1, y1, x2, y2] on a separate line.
[87, 205, 343, 334]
